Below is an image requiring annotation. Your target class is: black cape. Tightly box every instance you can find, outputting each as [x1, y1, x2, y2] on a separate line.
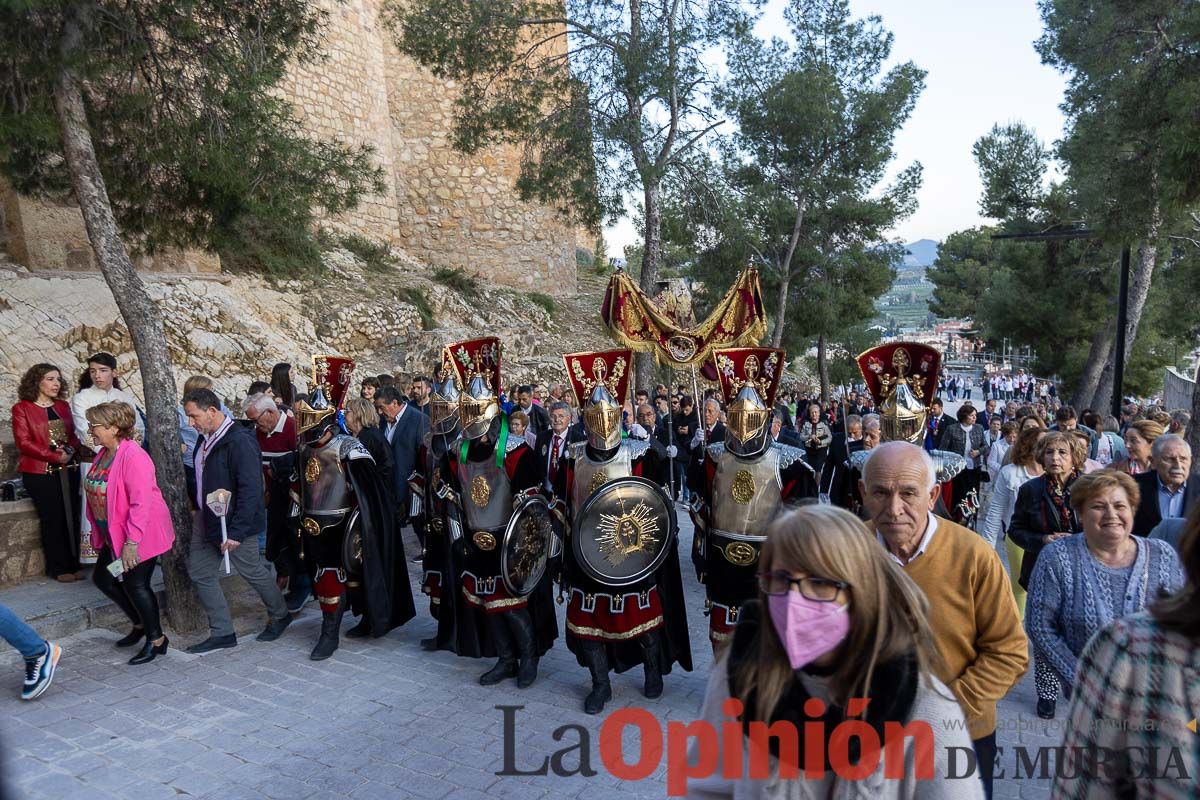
[348, 455, 416, 635]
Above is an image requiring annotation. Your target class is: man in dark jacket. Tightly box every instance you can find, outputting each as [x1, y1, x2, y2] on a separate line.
[183, 389, 291, 654]
[375, 385, 429, 531]
[515, 385, 551, 438]
[1132, 436, 1197, 537]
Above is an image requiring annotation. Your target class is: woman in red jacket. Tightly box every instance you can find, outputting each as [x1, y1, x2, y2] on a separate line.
[11, 364, 83, 581]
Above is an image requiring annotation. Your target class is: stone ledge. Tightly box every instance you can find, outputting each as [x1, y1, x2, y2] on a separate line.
[0, 498, 42, 587]
[0, 568, 265, 643]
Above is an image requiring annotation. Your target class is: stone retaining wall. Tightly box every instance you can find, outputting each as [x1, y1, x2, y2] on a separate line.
[0, 0, 578, 296]
[0, 500, 43, 588]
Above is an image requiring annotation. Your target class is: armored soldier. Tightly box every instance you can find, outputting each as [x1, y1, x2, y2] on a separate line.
[439, 338, 558, 686]
[408, 351, 462, 650]
[292, 355, 415, 661]
[689, 347, 818, 648]
[560, 349, 692, 715]
[852, 342, 966, 516]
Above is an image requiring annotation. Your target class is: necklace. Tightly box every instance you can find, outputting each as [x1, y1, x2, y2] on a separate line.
[1090, 537, 1136, 568]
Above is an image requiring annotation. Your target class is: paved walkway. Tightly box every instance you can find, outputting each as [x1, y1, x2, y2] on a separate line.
[1, 517, 1055, 799]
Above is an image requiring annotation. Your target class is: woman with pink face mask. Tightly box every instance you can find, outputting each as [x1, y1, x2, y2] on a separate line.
[687, 505, 982, 799]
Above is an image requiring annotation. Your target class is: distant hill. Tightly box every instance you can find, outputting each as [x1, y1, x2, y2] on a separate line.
[902, 239, 939, 270]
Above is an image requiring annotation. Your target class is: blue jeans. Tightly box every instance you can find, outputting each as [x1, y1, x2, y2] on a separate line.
[0, 602, 45, 659]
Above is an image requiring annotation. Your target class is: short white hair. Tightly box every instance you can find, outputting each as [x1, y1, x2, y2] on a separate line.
[1151, 434, 1191, 461]
[704, 397, 722, 414]
[243, 392, 277, 416]
[862, 441, 938, 491]
[862, 413, 881, 432]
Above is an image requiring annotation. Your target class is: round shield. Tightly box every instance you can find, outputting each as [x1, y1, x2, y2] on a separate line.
[930, 450, 967, 483]
[500, 494, 555, 596]
[342, 509, 363, 578]
[572, 476, 676, 587]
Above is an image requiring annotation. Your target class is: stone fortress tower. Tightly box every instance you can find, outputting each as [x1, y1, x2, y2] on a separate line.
[0, 0, 579, 296]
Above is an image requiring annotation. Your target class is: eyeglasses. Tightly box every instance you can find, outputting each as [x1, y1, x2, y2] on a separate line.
[756, 571, 848, 602]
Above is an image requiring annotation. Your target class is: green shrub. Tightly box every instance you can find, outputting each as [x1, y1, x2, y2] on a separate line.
[340, 233, 395, 272]
[398, 287, 437, 330]
[431, 266, 480, 293]
[575, 246, 594, 268]
[217, 217, 324, 278]
[527, 292, 556, 317]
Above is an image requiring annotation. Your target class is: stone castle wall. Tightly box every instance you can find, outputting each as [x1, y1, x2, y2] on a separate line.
[0, 0, 578, 295]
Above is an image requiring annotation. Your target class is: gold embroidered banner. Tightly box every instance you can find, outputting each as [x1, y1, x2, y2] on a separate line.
[600, 267, 767, 367]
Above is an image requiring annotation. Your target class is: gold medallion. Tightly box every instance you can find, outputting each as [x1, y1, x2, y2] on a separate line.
[724, 541, 758, 566]
[731, 469, 756, 504]
[589, 469, 610, 495]
[302, 517, 321, 537]
[471, 475, 491, 507]
[305, 457, 321, 485]
[596, 500, 661, 566]
[473, 531, 497, 551]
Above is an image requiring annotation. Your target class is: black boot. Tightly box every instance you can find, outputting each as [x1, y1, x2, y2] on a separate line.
[640, 629, 664, 699]
[507, 610, 538, 689]
[344, 617, 371, 639]
[581, 643, 612, 715]
[310, 600, 345, 661]
[479, 614, 517, 685]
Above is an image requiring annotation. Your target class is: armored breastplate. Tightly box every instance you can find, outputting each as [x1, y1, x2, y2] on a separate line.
[460, 454, 513, 532]
[570, 441, 634, 512]
[711, 444, 783, 539]
[300, 441, 352, 534]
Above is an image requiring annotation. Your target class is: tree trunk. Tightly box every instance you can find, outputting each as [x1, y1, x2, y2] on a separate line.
[1073, 321, 1113, 409]
[816, 333, 830, 404]
[1091, 209, 1162, 410]
[54, 12, 205, 632]
[635, 179, 663, 390]
[769, 271, 792, 348]
[1188, 362, 1200, 458]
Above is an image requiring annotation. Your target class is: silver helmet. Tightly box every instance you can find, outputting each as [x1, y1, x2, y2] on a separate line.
[460, 373, 500, 441]
[429, 370, 461, 437]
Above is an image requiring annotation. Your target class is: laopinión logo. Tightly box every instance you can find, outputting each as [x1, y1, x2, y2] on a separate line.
[497, 698, 939, 796]
[497, 703, 1194, 795]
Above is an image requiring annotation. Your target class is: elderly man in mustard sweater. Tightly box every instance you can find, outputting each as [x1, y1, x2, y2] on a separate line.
[860, 442, 1028, 800]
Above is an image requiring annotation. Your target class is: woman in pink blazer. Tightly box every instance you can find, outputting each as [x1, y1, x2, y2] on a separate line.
[84, 402, 175, 665]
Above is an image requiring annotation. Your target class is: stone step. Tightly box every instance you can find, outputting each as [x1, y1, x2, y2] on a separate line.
[0, 565, 262, 643]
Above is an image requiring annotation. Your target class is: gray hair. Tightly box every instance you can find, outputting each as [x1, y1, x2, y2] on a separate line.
[704, 397, 722, 414]
[243, 392, 276, 416]
[1101, 415, 1119, 433]
[862, 440, 938, 492]
[1170, 410, 1191, 428]
[862, 413, 881, 432]
[1151, 434, 1191, 461]
[845, 414, 863, 429]
[548, 401, 572, 416]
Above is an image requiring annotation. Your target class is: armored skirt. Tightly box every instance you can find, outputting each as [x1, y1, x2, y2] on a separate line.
[439, 438, 558, 659]
[563, 445, 692, 675]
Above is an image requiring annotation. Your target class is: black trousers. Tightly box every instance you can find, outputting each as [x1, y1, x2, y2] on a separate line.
[93, 545, 163, 640]
[973, 732, 996, 799]
[22, 470, 80, 578]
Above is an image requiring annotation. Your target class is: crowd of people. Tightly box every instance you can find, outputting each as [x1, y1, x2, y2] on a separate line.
[3, 344, 1199, 798]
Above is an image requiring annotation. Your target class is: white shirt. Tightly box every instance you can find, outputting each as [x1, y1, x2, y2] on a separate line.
[194, 416, 234, 508]
[384, 402, 407, 443]
[71, 385, 145, 451]
[960, 423, 976, 468]
[876, 512, 938, 566]
[544, 431, 568, 491]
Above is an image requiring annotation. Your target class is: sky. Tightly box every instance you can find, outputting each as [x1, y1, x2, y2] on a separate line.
[603, 0, 1069, 255]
